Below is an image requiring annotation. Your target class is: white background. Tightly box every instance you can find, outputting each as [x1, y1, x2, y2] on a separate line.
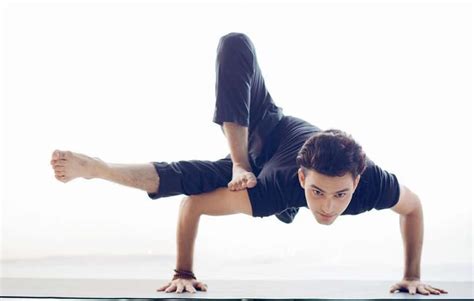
[1, 0, 472, 281]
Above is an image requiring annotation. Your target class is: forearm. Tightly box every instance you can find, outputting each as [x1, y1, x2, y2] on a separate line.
[399, 203, 424, 279]
[175, 202, 201, 272]
[222, 122, 251, 171]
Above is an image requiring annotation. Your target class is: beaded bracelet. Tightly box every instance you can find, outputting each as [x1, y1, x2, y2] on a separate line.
[172, 268, 197, 280]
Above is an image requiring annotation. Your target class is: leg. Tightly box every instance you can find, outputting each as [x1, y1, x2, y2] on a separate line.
[50, 150, 235, 197]
[50, 150, 159, 193]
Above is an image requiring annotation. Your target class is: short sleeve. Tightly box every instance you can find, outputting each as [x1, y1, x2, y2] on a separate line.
[213, 33, 255, 127]
[246, 165, 308, 219]
[342, 159, 400, 215]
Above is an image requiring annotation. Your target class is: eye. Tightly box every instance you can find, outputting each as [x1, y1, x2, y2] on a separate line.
[312, 190, 323, 196]
[336, 193, 346, 198]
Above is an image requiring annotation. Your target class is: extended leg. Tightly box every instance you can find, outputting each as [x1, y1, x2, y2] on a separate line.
[50, 150, 159, 193]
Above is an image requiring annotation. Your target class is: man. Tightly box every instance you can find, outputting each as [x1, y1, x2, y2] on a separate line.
[50, 32, 447, 296]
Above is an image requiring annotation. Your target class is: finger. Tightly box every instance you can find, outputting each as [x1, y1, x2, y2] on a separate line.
[408, 286, 417, 295]
[425, 287, 440, 295]
[417, 286, 430, 295]
[164, 283, 176, 293]
[430, 286, 448, 293]
[176, 282, 185, 293]
[429, 286, 445, 291]
[185, 283, 196, 293]
[197, 283, 208, 291]
[389, 284, 401, 293]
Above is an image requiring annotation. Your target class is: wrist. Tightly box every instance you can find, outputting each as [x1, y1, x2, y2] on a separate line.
[173, 268, 196, 280]
[403, 275, 420, 281]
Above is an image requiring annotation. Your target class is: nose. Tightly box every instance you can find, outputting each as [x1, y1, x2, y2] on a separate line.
[321, 201, 334, 215]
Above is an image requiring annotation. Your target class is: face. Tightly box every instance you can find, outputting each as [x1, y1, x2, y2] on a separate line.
[298, 168, 360, 226]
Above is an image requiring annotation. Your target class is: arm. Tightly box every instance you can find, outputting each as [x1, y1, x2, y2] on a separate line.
[158, 188, 253, 293]
[389, 185, 447, 295]
[399, 196, 423, 280]
[157, 197, 208, 294]
[391, 185, 423, 279]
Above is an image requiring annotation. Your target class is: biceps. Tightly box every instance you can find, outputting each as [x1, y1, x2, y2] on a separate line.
[390, 184, 421, 215]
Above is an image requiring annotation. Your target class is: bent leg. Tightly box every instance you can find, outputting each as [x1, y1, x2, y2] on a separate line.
[147, 157, 233, 199]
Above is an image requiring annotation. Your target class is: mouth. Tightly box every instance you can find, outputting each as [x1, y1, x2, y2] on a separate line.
[319, 212, 335, 218]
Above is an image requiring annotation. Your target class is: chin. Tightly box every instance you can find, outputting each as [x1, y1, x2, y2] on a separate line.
[314, 213, 337, 225]
[317, 218, 335, 226]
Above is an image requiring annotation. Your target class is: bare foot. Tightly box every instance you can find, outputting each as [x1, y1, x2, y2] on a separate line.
[227, 165, 257, 191]
[50, 149, 106, 183]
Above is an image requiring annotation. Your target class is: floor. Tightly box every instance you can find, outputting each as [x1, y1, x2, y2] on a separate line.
[1, 277, 472, 299]
[1, 255, 472, 300]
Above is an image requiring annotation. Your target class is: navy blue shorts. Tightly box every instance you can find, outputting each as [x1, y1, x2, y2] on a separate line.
[147, 115, 320, 218]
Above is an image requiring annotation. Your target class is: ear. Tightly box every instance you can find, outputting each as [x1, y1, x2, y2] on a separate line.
[298, 167, 305, 188]
[353, 174, 361, 191]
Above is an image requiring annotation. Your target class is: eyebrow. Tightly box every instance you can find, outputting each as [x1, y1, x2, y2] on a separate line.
[310, 184, 350, 194]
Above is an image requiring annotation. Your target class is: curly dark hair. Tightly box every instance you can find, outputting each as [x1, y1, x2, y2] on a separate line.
[296, 129, 367, 179]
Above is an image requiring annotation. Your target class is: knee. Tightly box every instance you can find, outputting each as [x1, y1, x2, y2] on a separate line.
[217, 32, 253, 54]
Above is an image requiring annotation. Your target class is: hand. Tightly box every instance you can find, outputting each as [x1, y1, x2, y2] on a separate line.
[157, 278, 208, 293]
[228, 165, 257, 191]
[389, 278, 448, 295]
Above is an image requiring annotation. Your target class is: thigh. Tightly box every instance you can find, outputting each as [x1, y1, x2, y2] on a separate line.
[187, 187, 253, 217]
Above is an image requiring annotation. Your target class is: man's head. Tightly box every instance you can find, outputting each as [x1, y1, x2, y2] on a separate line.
[296, 129, 367, 225]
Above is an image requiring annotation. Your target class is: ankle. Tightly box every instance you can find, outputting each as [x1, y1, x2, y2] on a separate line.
[89, 157, 108, 179]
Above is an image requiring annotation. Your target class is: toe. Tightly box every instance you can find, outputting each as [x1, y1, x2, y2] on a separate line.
[52, 150, 61, 160]
[54, 166, 65, 172]
[56, 150, 72, 160]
